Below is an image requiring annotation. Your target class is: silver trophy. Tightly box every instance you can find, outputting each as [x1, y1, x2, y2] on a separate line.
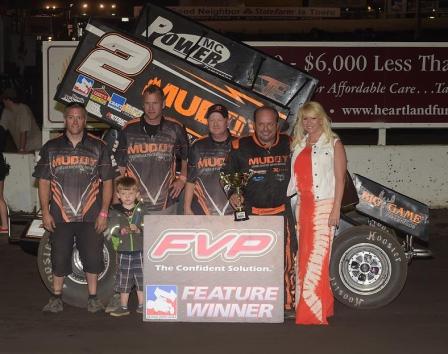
[220, 170, 254, 221]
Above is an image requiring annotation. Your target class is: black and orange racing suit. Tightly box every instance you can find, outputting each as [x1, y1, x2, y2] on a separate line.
[187, 134, 233, 215]
[33, 131, 117, 223]
[221, 132, 296, 310]
[115, 116, 189, 213]
[33, 131, 118, 276]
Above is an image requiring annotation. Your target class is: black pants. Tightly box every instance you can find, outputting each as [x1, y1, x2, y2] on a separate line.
[50, 222, 104, 277]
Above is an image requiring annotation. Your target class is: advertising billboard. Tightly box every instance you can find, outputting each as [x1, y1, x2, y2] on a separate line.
[143, 215, 284, 323]
[253, 42, 448, 127]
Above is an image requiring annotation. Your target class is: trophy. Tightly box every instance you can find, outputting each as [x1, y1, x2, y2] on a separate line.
[220, 170, 254, 221]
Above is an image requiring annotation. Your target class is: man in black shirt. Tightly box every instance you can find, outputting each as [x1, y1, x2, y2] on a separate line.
[221, 106, 296, 314]
[34, 103, 116, 313]
[115, 85, 188, 214]
[184, 104, 233, 216]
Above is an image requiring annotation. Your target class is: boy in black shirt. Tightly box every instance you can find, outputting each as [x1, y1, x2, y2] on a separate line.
[109, 176, 144, 317]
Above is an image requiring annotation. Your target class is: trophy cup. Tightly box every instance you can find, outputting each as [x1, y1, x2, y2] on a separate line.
[219, 170, 254, 221]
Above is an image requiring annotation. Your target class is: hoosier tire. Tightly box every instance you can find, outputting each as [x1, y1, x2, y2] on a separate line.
[37, 231, 116, 308]
[330, 225, 407, 309]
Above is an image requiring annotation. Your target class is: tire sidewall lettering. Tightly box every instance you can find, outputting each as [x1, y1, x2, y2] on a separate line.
[367, 231, 402, 263]
[330, 226, 407, 309]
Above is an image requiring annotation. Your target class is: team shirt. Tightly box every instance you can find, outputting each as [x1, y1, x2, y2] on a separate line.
[115, 116, 189, 211]
[221, 132, 291, 212]
[187, 134, 233, 215]
[33, 131, 117, 223]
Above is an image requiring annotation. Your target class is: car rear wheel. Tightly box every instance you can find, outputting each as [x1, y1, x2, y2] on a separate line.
[37, 231, 116, 308]
[330, 225, 407, 309]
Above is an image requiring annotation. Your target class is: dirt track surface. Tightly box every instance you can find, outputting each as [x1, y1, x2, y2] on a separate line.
[1, 210, 447, 354]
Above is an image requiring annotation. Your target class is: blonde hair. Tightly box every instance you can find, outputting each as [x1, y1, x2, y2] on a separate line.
[291, 101, 338, 149]
[115, 176, 139, 191]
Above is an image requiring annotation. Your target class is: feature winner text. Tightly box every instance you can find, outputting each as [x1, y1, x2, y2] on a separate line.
[182, 286, 279, 319]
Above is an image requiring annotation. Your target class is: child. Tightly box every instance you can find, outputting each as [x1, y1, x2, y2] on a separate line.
[109, 176, 144, 316]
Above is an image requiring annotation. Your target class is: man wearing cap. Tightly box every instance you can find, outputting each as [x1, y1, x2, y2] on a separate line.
[1, 88, 42, 152]
[221, 105, 296, 316]
[184, 104, 234, 216]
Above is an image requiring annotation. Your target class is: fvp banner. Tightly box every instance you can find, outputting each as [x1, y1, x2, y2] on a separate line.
[143, 215, 284, 323]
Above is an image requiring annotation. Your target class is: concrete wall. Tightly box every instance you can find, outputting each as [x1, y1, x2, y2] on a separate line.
[346, 145, 448, 208]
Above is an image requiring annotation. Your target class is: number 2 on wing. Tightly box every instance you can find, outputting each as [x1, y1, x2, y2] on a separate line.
[78, 33, 152, 92]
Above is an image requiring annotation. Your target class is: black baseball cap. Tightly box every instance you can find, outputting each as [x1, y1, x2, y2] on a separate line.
[205, 104, 228, 119]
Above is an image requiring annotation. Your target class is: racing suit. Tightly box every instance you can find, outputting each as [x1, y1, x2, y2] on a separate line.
[221, 132, 296, 310]
[187, 134, 234, 215]
[115, 116, 189, 213]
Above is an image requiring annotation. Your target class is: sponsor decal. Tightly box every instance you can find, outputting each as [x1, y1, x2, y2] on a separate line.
[122, 103, 144, 118]
[254, 75, 291, 102]
[61, 94, 85, 104]
[90, 87, 110, 105]
[359, 189, 424, 227]
[86, 100, 102, 118]
[143, 16, 231, 70]
[148, 229, 277, 262]
[146, 285, 177, 320]
[105, 112, 127, 128]
[107, 93, 127, 112]
[142, 77, 258, 137]
[274, 173, 285, 182]
[73, 74, 94, 97]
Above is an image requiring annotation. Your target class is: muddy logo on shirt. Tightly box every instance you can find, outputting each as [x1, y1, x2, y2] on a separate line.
[248, 155, 289, 166]
[128, 143, 174, 155]
[51, 155, 97, 168]
[197, 156, 225, 169]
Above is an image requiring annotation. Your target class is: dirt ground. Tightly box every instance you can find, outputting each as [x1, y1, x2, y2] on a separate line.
[0, 209, 447, 354]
